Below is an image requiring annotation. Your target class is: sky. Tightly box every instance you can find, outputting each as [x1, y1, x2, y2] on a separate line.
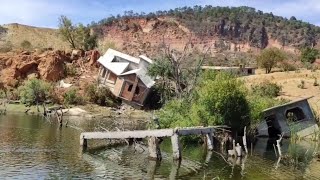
[0, 0, 319, 28]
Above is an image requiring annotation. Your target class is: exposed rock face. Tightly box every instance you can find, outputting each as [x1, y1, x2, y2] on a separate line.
[0, 50, 73, 88]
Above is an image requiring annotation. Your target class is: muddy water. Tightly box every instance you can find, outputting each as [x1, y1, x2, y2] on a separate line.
[0, 114, 320, 179]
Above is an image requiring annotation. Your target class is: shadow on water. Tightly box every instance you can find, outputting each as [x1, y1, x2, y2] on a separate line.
[1, 114, 320, 179]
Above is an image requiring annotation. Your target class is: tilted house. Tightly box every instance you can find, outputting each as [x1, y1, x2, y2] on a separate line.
[97, 49, 155, 106]
[257, 97, 319, 138]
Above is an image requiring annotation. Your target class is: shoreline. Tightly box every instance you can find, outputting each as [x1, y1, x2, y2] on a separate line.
[2, 103, 152, 120]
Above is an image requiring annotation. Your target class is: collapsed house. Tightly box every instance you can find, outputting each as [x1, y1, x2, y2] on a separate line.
[257, 97, 319, 138]
[201, 65, 256, 76]
[97, 49, 155, 106]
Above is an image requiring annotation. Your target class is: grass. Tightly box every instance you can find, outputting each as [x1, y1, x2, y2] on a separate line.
[0, 23, 69, 51]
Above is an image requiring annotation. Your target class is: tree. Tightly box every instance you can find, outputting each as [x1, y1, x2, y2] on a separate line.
[148, 42, 207, 103]
[257, 47, 286, 74]
[159, 72, 250, 133]
[58, 15, 97, 50]
[18, 78, 53, 105]
[301, 47, 319, 64]
[59, 15, 77, 49]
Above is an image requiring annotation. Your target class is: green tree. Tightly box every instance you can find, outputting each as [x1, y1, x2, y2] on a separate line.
[58, 15, 97, 50]
[159, 72, 250, 133]
[18, 78, 53, 105]
[301, 47, 319, 64]
[257, 47, 286, 74]
[59, 15, 77, 49]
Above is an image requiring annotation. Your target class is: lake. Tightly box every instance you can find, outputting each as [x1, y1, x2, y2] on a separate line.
[0, 114, 320, 179]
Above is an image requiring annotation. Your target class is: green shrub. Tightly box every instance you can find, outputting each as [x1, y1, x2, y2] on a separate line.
[64, 64, 78, 77]
[159, 72, 250, 132]
[84, 83, 118, 106]
[20, 40, 32, 50]
[313, 77, 319, 86]
[248, 95, 288, 128]
[63, 89, 85, 105]
[251, 81, 282, 97]
[298, 80, 305, 89]
[280, 61, 296, 72]
[0, 41, 13, 53]
[18, 78, 53, 104]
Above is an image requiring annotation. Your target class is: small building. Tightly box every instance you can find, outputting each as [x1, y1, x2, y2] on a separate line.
[201, 65, 256, 76]
[257, 97, 319, 138]
[97, 49, 155, 106]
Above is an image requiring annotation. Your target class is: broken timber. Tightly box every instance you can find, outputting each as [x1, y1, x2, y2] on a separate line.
[80, 127, 216, 160]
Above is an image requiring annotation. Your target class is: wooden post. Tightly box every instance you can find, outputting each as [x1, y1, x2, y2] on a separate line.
[148, 137, 161, 160]
[206, 132, 214, 150]
[171, 133, 181, 160]
[80, 135, 87, 151]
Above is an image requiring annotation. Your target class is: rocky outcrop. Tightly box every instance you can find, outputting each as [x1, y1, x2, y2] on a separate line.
[0, 49, 98, 88]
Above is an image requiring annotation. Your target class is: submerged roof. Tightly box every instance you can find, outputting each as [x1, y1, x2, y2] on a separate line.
[263, 96, 313, 112]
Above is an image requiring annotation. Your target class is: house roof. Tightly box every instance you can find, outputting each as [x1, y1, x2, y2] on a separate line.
[120, 68, 155, 88]
[98, 48, 155, 88]
[263, 96, 313, 112]
[139, 55, 153, 64]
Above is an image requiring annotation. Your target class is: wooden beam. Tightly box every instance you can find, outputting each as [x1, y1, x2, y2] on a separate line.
[81, 129, 174, 140]
[178, 127, 214, 136]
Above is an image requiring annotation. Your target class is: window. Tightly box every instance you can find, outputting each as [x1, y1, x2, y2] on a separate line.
[101, 69, 106, 77]
[135, 86, 140, 95]
[248, 69, 253, 75]
[128, 84, 133, 92]
[285, 107, 305, 122]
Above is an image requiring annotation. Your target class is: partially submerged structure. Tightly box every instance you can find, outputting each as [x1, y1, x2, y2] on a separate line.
[97, 49, 155, 106]
[201, 65, 256, 76]
[257, 97, 319, 138]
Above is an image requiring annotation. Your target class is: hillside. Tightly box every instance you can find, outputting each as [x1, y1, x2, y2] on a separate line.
[0, 23, 69, 51]
[0, 6, 320, 67]
[95, 6, 320, 50]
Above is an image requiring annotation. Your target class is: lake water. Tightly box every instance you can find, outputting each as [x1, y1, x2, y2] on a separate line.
[0, 114, 320, 179]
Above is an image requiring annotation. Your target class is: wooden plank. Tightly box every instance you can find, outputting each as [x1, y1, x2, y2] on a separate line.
[178, 127, 214, 136]
[81, 129, 174, 140]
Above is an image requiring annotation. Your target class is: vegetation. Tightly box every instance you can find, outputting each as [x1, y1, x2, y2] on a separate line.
[0, 41, 13, 53]
[159, 72, 250, 132]
[95, 6, 320, 48]
[18, 78, 53, 105]
[313, 77, 319, 86]
[20, 40, 32, 50]
[251, 81, 282, 97]
[257, 48, 286, 74]
[301, 47, 319, 64]
[298, 80, 305, 89]
[84, 83, 118, 106]
[148, 44, 205, 103]
[63, 88, 85, 105]
[58, 15, 97, 50]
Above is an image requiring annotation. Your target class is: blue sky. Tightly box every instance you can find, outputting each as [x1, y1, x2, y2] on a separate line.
[0, 0, 319, 28]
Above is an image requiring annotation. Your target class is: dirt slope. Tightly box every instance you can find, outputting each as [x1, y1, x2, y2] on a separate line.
[242, 69, 320, 113]
[0, 23, 69, 51]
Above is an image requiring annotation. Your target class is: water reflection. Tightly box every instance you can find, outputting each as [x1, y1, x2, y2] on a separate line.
[1, 114, 320, 179]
